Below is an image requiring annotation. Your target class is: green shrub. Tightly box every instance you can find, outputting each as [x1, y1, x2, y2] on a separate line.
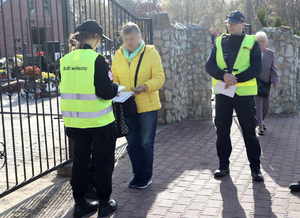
[257, 8, 268, 27]
[273, 17, 282, 27]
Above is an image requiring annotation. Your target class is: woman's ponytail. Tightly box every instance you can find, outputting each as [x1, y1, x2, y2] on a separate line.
[69, 32, 80, 52]
[68, 31, 100, 52]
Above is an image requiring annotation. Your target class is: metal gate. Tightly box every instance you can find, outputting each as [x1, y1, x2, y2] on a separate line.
[0, 0, 153, 198]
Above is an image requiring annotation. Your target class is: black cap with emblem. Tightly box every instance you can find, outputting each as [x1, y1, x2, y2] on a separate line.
[75, 20, 110, 40]
[225, 11, 246, 24]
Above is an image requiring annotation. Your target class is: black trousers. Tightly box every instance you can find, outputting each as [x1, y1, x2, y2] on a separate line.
[214, 94, 261, 171]
[66, 123, 116, 205]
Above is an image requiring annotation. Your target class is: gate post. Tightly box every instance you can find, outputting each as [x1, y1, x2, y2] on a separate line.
[61, 0, 71, 42]
[57, 136, 73, 177]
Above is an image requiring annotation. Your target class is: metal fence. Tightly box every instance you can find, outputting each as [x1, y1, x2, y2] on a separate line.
[66, 0, 153, 58]
[0, 0, 153, 198]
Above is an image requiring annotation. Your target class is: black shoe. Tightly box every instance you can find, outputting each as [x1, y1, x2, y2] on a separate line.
[251, 170, 264, 182]
[73, 200, 98, 218]
[289, 181, 300, 192]
[214, 168, 230, 178]
[258, 126, 265, 136]
[129, 179, 153, 189]
[258, 130, 265, 136]
[98, 199, 118, 218]
[85, 188, 98, 200]
[128, 177, 138, 188]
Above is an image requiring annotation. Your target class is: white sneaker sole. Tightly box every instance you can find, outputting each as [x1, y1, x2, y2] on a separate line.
[135, 180, 153, 189]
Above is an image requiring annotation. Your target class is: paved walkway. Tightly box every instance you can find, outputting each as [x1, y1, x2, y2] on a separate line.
[1, 115, 300, 218]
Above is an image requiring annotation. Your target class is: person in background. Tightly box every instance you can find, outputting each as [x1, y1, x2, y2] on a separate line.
[255, 31, 279, 135]
[205, 11, 264, 182]
[112, 22, 165, 189]
[60, 20, 118, 218]
[209, 28, 221, 47]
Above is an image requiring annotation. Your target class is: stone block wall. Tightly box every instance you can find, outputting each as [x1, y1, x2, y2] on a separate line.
[263, 28, 300, 114]
[295, 35, 300, 111]
[152, 14, 212, 124]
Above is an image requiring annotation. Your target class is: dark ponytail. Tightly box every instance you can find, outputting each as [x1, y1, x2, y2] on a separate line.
[68, 31, 100, 52]
[69, 33, 79, 51]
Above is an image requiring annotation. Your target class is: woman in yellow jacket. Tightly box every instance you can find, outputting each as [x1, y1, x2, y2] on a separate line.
[112, 22, 165, 189]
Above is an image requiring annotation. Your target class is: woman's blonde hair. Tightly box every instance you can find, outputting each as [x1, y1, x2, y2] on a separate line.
[120, 22, 141, 36]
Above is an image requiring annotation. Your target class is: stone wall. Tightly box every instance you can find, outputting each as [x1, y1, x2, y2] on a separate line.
[263, 27, 300, 114]
[152, 14, 212, 124]
[297, 35, 300, 111]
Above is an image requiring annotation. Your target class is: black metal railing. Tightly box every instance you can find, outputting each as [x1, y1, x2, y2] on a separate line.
[67, 0, 153, 55]
[0, 0, 153, 198]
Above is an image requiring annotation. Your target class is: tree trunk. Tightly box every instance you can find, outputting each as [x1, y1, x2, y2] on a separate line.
[244, 0, 262, 32]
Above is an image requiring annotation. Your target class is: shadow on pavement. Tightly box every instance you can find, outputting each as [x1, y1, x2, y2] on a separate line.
[1, 116, 299, 217]
[220, 176, 247, 218]
[0, 178, 73, 218]
[252, 182, 277, 218]
[108, 120, 217, 218]
[258, 115, 300, 188]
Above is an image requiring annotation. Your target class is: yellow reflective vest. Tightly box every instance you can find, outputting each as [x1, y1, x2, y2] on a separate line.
[59, 49, 115, 128]
[212, 34, 258, 96]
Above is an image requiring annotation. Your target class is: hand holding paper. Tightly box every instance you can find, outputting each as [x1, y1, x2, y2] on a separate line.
[215, 81, 237, 98]
[118, 85, 126, 93]
[132, 85, 148, 94]
[113, 91, 134, 103]
[223, 73, 237, 88]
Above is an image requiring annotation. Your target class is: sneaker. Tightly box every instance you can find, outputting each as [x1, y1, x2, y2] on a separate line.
[97, 199, 118, 218]
[73, 200, 98, 218]
[251, 170, 264, 182]
[289, 181, 300, 192]
[129, 179, 153, 189]
[128, 177, 138, 188]
[258, 126, 265, 136]
[214, 168, 230, 178]
[263, 124, 267, 131]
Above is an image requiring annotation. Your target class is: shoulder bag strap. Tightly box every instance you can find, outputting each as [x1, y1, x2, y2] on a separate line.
[134, 47, 146, 88]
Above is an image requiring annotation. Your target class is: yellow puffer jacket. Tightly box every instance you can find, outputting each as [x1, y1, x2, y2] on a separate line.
[112, 45, 165, 113]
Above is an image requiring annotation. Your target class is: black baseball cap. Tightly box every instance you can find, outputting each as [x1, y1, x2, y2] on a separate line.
[225, 11, 246, 24]
[75, 20, 110, 40]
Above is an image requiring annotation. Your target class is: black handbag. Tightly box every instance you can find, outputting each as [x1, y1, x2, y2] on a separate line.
[113, 102, 129, 138]
[112, 48, 146, 138]
[257, 79, 271, 97]
[121, 47, 146, 117]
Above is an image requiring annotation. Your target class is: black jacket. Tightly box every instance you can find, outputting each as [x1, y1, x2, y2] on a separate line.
[205, 34, 262, 82]
[87, 45, 118, 100]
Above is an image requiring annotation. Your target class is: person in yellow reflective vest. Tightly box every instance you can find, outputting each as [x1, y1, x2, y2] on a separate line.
[206, 11, 264, 182]
[60, 20, 118, 218]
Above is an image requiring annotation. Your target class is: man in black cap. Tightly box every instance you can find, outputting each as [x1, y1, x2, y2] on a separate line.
[206, 11, 264, 182]
[62, 20, 118, 218]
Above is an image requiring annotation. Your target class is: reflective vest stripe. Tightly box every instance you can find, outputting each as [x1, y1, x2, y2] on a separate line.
[62, 106, 113, 119]
[61, 93, 99, 101]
